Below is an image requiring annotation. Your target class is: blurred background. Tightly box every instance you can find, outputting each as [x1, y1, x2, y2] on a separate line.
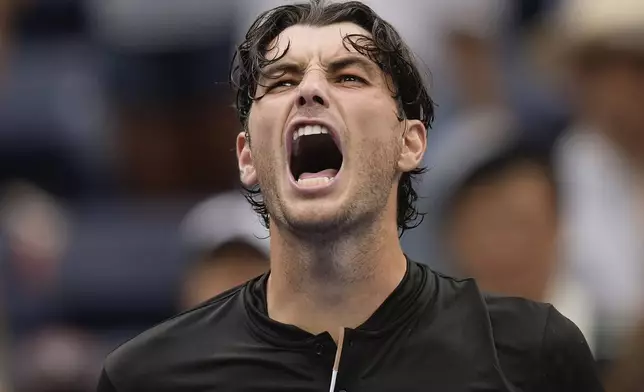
[0, 0, 643, 390]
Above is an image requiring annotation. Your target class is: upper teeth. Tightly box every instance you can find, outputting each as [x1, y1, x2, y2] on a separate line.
[293, 125, 329, 141]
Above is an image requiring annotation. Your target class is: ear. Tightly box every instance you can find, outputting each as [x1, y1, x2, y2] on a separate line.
[236, 132, 258, 187]
[397, 119, 427, 173]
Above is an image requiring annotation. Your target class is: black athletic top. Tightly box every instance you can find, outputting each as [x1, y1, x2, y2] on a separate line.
[97, 259, 603, 391]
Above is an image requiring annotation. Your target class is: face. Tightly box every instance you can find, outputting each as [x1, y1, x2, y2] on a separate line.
[446, 164, 558, 299]
[236, 22, 426, 236]
[574, 52, 644, 159]
[181, 243, 268, 310]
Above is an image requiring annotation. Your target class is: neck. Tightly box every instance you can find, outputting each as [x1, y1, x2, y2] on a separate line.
[266, 212, 407, 341]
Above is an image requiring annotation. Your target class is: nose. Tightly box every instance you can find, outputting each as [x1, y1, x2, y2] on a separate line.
[296, 72, 329, 108]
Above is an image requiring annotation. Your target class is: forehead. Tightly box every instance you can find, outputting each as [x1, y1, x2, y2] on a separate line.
[265, 22, 372, 62]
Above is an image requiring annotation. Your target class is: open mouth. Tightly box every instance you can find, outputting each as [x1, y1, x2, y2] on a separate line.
[289, 124, 343, 188]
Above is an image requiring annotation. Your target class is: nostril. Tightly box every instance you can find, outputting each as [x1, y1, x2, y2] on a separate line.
[297, 95, 325, 107]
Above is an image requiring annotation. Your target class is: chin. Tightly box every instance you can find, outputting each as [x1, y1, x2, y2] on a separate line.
[281, 204, 351, 237]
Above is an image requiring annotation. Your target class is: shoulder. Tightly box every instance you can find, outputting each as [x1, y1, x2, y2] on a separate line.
[483, 294, 590, 356]
[99, 282, 249, 391]
[484, 294, 552, 346]
[419, 265, 603, 391]
[483, 295, 552, 378]
[484, 295, 603, 391]
[422, 266, 571, 342]
[537, 302, 604, 391]
[426, 268, 554, 344]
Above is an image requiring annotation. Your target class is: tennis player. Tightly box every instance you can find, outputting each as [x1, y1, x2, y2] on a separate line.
[97, 1, 603, 391]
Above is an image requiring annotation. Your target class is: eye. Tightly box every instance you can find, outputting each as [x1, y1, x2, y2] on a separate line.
[266, 80, 298, 92]
[337, 74, 366, 84]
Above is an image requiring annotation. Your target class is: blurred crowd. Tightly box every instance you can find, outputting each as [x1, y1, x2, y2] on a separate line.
[1, 0, 644, 390]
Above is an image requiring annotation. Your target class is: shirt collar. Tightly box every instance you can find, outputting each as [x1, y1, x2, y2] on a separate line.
[243, 257, 434, 347]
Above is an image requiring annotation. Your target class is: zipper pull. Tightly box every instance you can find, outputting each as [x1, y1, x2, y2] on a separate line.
[328, 327, 345, 392]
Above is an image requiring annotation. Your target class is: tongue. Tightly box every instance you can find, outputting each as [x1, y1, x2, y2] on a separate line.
[299, 169, 338, 180]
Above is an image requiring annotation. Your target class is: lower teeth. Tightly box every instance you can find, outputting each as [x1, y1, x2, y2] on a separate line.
[297, 177, 334, 186]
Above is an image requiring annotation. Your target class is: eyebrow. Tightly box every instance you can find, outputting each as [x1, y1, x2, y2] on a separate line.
[260, 61, 303, 79]
[260, 55, 379, 80]
[326, 55, 379, 78]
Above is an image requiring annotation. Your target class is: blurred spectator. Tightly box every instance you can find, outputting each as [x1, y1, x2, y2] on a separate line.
[179, 192, 269, 310]
[0, 0, 14, 74]
[533, 0, 644, 357]
[103, 47, 239, 198]
[11, 327, 102, 392]
[402, 0, 517, 271]
[0, 182, 69, 338]
[10, 0, 86, 41]
[0, 299, 7, 392]
[88, 0, 235, 51]
[90, 0, 239, 199]
[604, 317, 644, 392]
[442, 143, 595, 349]
[402, 0, 572, 269]
[0, 1, 14, 388]
[428, 18, 516, 176]
[429, 0, 517, 167]
[57, 199, 190, 338]
[0, 0, 104, 200]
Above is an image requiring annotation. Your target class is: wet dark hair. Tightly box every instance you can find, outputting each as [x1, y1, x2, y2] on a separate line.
[230, 0, 435, 234]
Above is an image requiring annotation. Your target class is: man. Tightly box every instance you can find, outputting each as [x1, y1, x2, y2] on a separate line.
[442, 143, 595, 351]
[178, 192, 269, 309]
[97, 1, 603, 391]
[536, 0, 644, 361]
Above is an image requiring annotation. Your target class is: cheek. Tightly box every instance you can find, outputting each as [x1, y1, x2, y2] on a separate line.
[252, 94, 293, 121]
[345, 94, 401, 145]
[247, 105, 283, 151]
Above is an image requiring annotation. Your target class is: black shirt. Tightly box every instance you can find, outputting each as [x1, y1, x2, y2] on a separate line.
[97, 259, 603, 391]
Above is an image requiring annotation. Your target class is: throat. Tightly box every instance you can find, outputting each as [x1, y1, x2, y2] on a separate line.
[266, 227, 408, 334]
[266, 255, 407, 335]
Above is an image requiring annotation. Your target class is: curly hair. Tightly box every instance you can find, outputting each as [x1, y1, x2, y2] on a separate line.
[230, 0, 435, 235]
